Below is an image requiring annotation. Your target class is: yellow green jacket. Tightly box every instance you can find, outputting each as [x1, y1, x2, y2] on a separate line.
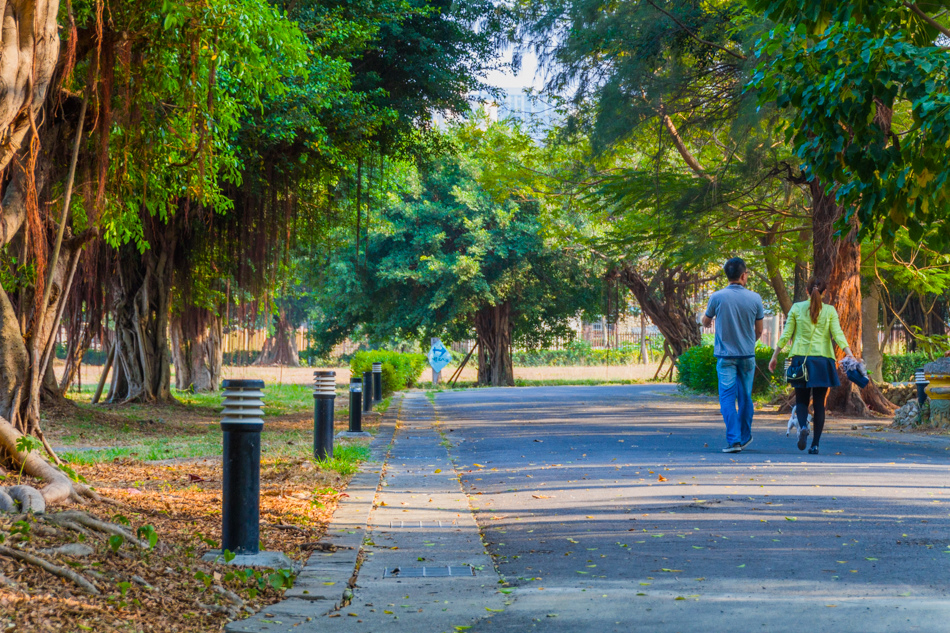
[777, 301, 850, 359]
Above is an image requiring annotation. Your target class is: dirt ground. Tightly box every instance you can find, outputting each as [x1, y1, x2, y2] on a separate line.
[1, 375, 382, 633]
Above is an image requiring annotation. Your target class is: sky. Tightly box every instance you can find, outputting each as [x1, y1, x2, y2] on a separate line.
[483, 48, 545, 90]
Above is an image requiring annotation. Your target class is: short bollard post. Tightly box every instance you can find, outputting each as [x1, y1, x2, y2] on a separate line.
[220, 379, 265, 555]
[313, 371, 335, 460]
[349, 376, 363, 432]
[916, 369, 929, 405]
[372, 362, 382, 402]
[363, 370, 373, 413]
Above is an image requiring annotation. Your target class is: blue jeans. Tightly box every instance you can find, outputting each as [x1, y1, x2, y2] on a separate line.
[716, 357, 755, 445]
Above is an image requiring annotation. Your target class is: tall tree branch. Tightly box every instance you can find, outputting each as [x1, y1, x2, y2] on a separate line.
[904, 2, 950, 39]
[644, 0, 747, 61]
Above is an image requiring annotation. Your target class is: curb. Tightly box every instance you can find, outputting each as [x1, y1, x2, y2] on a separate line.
[225, 393, 404, 632]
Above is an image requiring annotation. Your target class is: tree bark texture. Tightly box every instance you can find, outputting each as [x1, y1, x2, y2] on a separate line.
[170, 306, 222, 392]
[474, 302, 514, 387]
[862, 281, 884, 383]
[618, 265, 701, 357]
[254, 311, 300, 367]
[106, 224, 175, 404]
[813, 205, 894, 416]
[0, 0, 60, 172]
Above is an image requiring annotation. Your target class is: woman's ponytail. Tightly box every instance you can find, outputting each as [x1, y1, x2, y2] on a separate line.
[807, 278, 827, 324]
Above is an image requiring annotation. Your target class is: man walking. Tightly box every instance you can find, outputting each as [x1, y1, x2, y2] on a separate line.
[701, 258, 765, 453]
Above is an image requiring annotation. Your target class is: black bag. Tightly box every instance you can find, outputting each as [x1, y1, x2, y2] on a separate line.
[786, 357, 809, 384]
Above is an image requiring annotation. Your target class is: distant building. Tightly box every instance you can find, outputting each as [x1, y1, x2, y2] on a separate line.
[434, 88, 560, 138]
[474, 89, 559, 132]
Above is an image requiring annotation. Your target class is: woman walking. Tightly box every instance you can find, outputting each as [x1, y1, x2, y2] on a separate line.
[768, 278, 855, 454]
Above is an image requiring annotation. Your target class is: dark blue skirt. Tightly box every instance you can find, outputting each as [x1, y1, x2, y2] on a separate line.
[790, 356, 840, 388]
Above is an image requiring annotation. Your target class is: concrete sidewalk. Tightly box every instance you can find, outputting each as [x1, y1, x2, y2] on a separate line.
[229, 392, 505, 633]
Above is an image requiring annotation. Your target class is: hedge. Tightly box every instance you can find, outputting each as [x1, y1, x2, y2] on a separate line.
[350, 350, 428, 395]
[677, 345, 788, 395]
[882, 352, 931, 383]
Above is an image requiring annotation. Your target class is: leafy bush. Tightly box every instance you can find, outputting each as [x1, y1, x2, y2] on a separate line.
[350, 350, 427, 394]
[882, 352, 931, 383]
[677, 345, 787, 395]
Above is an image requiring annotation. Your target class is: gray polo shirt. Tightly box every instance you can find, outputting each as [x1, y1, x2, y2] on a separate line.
[704, 284, 765, 358]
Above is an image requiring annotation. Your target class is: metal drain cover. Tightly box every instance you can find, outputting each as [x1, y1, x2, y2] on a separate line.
[389, 520, 459, 529]
[384, 566, 474, 578]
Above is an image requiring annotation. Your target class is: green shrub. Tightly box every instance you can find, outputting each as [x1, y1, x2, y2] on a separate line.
[350, 350, 427, 394]
[677, 346, 718, 393]
[677, 345, 787, 395]
[882, 352, 931, 383]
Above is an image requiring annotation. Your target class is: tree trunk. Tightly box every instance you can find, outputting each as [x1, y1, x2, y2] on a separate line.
[811, 191, 894, 416]
[0, 0, 61, 172]
[254, 311, 300, 366]
[474, 302, 514, 387]
[862, 281, 884, 383]
[106, 225, 175, 404]
[170, 306, 223, 392]
[618, 265, 701, 357]
[760, 225, 792, 315]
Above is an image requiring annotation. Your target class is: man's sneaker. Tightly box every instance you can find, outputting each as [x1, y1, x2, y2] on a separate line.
[722, 442, 742, 453]
[797, 426, 809, 451]
[740, 436, 753, 449]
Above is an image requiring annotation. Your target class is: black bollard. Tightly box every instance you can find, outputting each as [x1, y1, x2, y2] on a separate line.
[363, 371, 373, 413]
[220, 379, 265, 555]
[313, 371, 336, 460]
[916, 369, 929, 405]
[372, 362, 382, 402]
[349, 376, 362, 432]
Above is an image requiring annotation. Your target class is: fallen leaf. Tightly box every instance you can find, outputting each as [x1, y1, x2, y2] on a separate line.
[532, 495, 551, 499]
[658, 475, 668, 482]
[187, 474, 205, 482]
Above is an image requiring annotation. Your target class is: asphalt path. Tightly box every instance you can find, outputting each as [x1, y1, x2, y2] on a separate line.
[436, 384, 950, 632]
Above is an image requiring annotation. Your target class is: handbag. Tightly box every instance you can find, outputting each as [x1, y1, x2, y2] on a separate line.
[786, 357, 808, 384]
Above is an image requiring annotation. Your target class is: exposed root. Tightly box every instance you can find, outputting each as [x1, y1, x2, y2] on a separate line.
[213, 583, 245, 609]
[198, 600, 238, 618]
[0, 544, 100, 594]
[46, 510, 148, 548]
[0, 488, 14, 512]
[7, 485, 45, 513]
[0, 571, 18, 589]
[0, 414, 100, 507]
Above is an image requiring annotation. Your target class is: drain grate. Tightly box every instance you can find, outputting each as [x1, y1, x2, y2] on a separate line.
[384, 566, 474, 578]
[389, 520, 459, 529]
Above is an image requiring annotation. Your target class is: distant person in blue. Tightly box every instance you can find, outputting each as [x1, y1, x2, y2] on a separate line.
[701, 258, 765, 453]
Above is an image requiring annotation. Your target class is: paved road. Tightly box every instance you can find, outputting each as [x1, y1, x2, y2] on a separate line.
[436, 385, 950, 632]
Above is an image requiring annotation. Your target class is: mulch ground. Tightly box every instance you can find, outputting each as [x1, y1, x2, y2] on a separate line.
[1, 400, 372, 633]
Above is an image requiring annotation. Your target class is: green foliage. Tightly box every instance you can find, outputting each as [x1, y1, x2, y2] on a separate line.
[882, 352, 931, 383]
[108, 534, 125, 553]
[750, 0, 950, 244]
[310, 119, 603, 354]
[313, 444, 371, 476]
[350, 350, 427, 394]
[676, 346, 787, 394]
[677, 346, 719, 394]
[14, 435, 41, 483]
[137, 525, 159, 550]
